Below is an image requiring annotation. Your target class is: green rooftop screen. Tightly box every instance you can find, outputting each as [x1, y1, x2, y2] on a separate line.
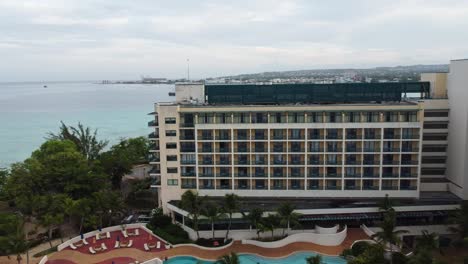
[205, 82, 430, 104]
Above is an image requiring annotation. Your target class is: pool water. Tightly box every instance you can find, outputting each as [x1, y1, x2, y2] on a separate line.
[164, 252, 347, 264]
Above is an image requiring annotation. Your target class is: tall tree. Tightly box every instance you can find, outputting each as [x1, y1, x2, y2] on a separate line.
[259, 214, 281, 240]
[277, 202, 301, 236]
[242, 208, 264, 239]
[371, 209, 408, 261]
[414, 230, 438, 254]
[202, 201, 225, 240]
[180, 190, 206, 240]
[449, 201, 468, 244]
[217, 252, 240, 264]
[223, 193, 240, 241]
[99, 137, 149, 189]
[47, 121, 108, 161]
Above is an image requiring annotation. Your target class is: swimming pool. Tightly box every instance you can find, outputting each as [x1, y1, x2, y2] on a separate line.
[164, 252, 347, 264]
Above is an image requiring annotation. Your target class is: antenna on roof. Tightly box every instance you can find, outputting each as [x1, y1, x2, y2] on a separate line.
[187, 58, 190, 81]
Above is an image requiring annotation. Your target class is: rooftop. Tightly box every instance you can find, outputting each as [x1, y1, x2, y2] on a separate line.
[204, 82, 430, 105]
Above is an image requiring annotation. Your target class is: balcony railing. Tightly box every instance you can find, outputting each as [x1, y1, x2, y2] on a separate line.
[290, 160, 304, 165]
[149, 167, 161, 174]
[201, 148, 213, 153]
[273, 147, 284, 152]
[363, 173, 379, 178]
[148, 132, 159, 139]
[181, 172, 196, 176]
[401, 173, 418, 178]
[273, 160, 286, 165]
[181, 160, 196, 165]
[202, 159, 213, 165]
[382, 186, 398, 190]
[401, 160, 418, 165]
[384, 147, 400, 152]
[149, 156, 160, 162]
[218, 159, 231, 165]
[363, 160, 379, 165]
[236, 160, 249, 165]
[382, 173, 399, 178]
[400, 186, 417, 190]
[148, 120, 159, 127]
[181, 147, 195, 152]
[182, 184, 197, 188]
[308, 173, 323, 178]
[383, 160, 399, 165]
[363, 185, 379, 190]
[199, 173, 214, 177]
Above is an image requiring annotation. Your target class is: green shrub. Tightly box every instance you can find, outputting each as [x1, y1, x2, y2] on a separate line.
[341, 248, 353, 257]
[148, 213, 172, 229]
[392, 252, 408, 264]
[351, 241, 371, 256]
[151, 223, 191, 245]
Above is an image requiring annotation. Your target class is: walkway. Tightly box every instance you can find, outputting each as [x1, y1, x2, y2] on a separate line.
[45, 228, 369, 263]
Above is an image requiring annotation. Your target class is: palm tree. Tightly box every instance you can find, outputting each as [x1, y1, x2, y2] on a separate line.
[180, 190, 206, 240]
[242, 208, 264, 239]
[379, 194, 393, 212]
[223, 193, 240, 241]
[449, 201, 468, 244]
[371, 210, 408, 262]
[415, 230, 438, 253]
[202, 201, 226, 240]
[261, 214, 281, 240]
[306, 255, 323, 264]
[277, 202, 301, 236]
[217, 252, 240, 264]
[47, 121, 108, 160]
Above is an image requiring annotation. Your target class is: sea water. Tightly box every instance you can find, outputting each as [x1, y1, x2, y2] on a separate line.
[0, 81, 173, 167]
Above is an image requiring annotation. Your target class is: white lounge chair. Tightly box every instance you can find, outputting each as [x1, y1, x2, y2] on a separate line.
[114, 241, 120, 248]
[95, 233, 100, 240]
[127, 240, 133, 247]
[89, 247, 96, 254]
[156, 241, 161, 249]
[101, 242, 107, 250]
[134, 229, 139, 236]
[144, 243, 150, 251]
[122, 230, 128, 238]
[70, 243, 77, 250]
[106, 231, 110, 238]
[82, 238, 88, 245]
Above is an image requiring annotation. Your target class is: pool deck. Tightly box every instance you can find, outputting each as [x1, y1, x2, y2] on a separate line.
[45, 228, 368, 263]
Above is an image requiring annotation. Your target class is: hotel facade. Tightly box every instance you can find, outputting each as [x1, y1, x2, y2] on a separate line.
[147, 59, 467, 236]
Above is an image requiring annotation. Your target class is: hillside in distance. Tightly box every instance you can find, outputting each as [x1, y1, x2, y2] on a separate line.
[215, 64, 449, 83]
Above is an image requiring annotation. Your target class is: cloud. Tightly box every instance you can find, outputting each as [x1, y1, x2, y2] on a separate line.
[0, 0, 467, 81]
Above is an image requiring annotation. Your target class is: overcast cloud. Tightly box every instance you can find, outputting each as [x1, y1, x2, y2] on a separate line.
[0, 0, 467, 81]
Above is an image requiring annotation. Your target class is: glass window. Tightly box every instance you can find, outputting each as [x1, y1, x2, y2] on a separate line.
[166, 142, 177, 149]
[165, 117, 176, 124]
[167, 155, 177, 161]
[165, 130, 177, 137]
[167, 167, 178, 173]
[167, 179, 178, 186]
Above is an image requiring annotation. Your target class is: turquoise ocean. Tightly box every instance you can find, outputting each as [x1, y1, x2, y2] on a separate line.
[0, 81, 173, 167]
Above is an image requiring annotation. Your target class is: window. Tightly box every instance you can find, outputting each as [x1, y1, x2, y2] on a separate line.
[166, 142, 177, 149]
[167, 155, 177, 161]
[167, 179, 178, 186]
[167, 167, 178, 173]
[165, 130, 177, 137]
[165, 117, 176, 124]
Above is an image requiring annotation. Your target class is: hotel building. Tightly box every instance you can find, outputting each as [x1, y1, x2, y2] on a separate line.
[147, 59, 468, 235]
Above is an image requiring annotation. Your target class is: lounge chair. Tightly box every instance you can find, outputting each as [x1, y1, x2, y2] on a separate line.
[95, 233, 100, 240]
[82, 238, 88, 245]
[156, 241, 161, 249]
[101, 242, 107, 250]
[89, 247, 96, 254]
[127, 240, 133, 247]
[144, 243, 150, 251]
[106, 231, 110, 238]
[114, 241, 120, 248]
[70, 243, 77, 250]
[135, 229, 139, 236]
[122, 230, 128, 238]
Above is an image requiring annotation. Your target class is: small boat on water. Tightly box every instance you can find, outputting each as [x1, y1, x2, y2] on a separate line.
[43, 85, 47, 88]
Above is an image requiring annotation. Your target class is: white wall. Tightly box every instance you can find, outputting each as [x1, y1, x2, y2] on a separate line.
[446, 59, 468, 199]
[241, 226, 347, 247]
[175, 83, 205, 103]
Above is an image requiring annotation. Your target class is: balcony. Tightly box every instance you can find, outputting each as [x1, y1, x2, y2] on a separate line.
[363, 148, 378, 152]
[237, 159, 249, 165]
[217, 148, 230, 153]
[401, 173, 418, 178]
[254, 147, 266, 153]
[290, 171, 303, 177]
[327, 134, 339, 140]
[149, 167, 161, 175]
[180, 134, 195, 140]
[202, 159, 213, 165]
[273, 185, 286, 190]
[402, 147, 418, 152]
[181, 160, 196, 165]
[273, 135, 285, 140]
[150, 177, 161, 187]
[181, 172, 196, 176]
[383, 160, 399, 165]
[308, 173, 323, 178]
[363, 160, 378, 165]
[182, 183, 196, 188]
[254, 159, 266, 165]
[148, 132, 159, 139]
[327, 148, 342, 153]
[254, 134, 266, 140]
[273, 172, 285, 177]
[326, 173, 341, 178]
[148, 120, 159, 127]
[199, 172, 214, 177]
[345, 173, 359, 178]
[289, 135, 303, 140]
[363, 185, 379, 190]
[345, 159, 358, 165]
[217, 135, 230, 140]
[400, 186, 417, 190]
[309, 147, 323, 152]
[180, 122, 194, 128]
[290, 147, 304, 153]
[219, 159, 231, 165]
[236, 172, 249, 177]
[149, 143, 160, 150]
[401, 160, 418, 165]
[363, 173, 379, 178]
[309, 159, 321, 165]
[346, 148, 361, 153]
[402, 134, 419, 139]
[219, 171, 231, 177]
[382, 173, 399, 178]
[290, 184, 302, 190]
[382, 186, 398, 190]
[237, 134, 248, 140]
[201, 148, 213, 153]
[383, 147, 400, 152]
[149, 156, 160, 162]
[308, 184, 321, 190]
[237, 147, 249, 153]
[326, 160, 340, 165]
[273, 147, 284, 152]
[273, 159, 286, 165]
[255, 171, 266, 177]
[325, 185, 340, 190]
[344, 185, 359, 190]
[308, 134, 322, 140]
[181, 147, 195, 152]
[290, 159, 304, 165]
[200, 185, 215, 189]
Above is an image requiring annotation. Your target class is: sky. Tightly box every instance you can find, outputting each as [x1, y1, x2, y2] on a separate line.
[0, 0, 467, 81]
